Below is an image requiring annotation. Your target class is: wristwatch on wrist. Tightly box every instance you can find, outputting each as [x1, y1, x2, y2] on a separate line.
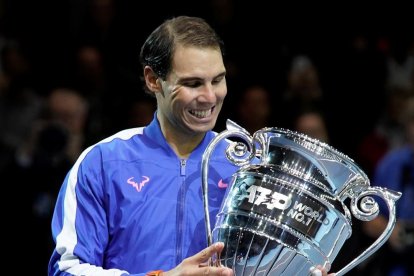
[146, 270, 163, 276]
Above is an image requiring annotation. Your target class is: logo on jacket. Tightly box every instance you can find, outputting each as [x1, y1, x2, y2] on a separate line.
[218, 179, 228, 189]
[127, 176, 150, 192]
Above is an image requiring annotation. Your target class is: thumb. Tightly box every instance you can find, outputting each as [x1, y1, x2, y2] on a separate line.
[194, 242, 224, 263]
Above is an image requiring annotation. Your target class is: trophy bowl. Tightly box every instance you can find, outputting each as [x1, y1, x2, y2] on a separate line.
[201, 120, 401, 276]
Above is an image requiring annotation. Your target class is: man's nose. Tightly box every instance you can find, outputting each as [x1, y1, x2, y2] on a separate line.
[199, 84, 216, 102]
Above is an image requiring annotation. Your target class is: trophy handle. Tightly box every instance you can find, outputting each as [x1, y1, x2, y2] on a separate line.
[335, 187, 402, 276]
[201, 120, 254, 248]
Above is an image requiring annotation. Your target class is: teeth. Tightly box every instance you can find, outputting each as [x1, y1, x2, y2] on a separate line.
[189, 109, 212, 118]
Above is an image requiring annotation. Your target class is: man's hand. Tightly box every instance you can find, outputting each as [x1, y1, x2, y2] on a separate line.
[162, 243, 336, 276]
[162, 242, 233, 275]
[311, 265, 336, 276]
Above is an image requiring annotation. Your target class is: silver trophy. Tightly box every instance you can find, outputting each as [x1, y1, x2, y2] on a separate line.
[201, 120, 401, 276]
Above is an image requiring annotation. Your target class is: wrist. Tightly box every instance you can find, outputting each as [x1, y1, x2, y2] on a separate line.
[146, 270, 163, 276]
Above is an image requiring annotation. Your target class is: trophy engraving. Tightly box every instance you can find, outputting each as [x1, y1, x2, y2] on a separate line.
[201, 120, 401, 276]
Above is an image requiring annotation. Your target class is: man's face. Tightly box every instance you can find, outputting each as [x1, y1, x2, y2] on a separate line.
[156, 45, 227, 136]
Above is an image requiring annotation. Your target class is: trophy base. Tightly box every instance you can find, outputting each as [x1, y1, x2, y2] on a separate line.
[215, 226, 328, 276]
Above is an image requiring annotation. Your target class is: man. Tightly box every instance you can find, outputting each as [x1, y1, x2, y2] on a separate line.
[48, 16, 332, 276]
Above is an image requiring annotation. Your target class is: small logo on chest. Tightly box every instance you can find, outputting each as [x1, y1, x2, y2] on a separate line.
[127, 176, 150, 192]
[218, 179, 228, 189]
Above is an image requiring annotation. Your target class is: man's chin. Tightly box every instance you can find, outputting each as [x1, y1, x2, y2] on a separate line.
[188, 122, 216, 134]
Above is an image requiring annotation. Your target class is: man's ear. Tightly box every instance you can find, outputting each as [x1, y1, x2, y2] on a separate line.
[144, 66, 162, 93]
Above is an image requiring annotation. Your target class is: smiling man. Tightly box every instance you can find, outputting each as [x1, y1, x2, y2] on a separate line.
[48, 16, 334, 276]
[48, 16, 236, 276]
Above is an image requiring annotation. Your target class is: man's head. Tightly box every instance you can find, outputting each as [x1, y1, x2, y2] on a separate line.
[140, 16, 227, 139]
[140, 16, 225, 84]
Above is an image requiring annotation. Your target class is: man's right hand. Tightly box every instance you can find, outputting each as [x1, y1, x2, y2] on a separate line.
[162, 243, 337, 276]
[162, 242, 233, 275]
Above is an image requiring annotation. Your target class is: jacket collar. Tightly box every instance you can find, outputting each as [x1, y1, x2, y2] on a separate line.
[144, 111, 216, 159]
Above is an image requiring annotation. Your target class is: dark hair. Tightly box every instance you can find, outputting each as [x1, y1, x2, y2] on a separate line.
[139, 16, 224, 88]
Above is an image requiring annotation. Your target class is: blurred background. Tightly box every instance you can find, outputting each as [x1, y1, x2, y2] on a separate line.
[1, 1, 413, 275]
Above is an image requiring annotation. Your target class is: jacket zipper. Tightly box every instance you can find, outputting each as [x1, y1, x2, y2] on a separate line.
[176, 159, 186, 264]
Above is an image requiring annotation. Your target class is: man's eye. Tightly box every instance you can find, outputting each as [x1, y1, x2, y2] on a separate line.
[212, 77, 224, 85]
[184, 81, 201, 88]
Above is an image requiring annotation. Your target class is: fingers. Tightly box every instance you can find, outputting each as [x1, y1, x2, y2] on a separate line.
[310, 265, 336, 276]
[200, 265, 233, 276]
[180, 243, 232, 275]
[310, 266, 322, 276]
[194, 242, 225, 263]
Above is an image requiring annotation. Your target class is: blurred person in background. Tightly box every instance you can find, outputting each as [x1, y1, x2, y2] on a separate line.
[362, 96, 414, 276]
[0, 40, 42, 170]
[355, 35, 414, 180]
[47, 88, 89, 163]
[234, 84, 272, 134]
[292, 109, 330, 143]
[279, 55, 325, 127]
[72, 45, 114, 140]
[357, 87, 414, 178]
[3, 87, 89, 275]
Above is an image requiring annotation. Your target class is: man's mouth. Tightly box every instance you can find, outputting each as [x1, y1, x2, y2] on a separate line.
[189, 108, 214, 119]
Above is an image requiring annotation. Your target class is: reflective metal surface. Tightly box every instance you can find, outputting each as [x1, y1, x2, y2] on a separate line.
[201, 120, 401, 275]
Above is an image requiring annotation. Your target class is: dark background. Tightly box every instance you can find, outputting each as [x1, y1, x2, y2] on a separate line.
[1, 1, 413, 275]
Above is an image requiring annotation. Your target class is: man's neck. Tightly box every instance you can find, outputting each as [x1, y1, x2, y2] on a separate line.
[164, 131, 205, 159]
[158, 116, 205, 159]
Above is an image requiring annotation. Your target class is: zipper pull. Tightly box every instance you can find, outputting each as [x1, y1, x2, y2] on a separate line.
[180, 159, 186, 176]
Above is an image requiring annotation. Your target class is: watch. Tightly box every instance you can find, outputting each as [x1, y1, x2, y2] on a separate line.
[146, 270, 163, 276]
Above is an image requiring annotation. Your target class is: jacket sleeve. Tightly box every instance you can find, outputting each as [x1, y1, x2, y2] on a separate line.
[48, 146, 130, 276]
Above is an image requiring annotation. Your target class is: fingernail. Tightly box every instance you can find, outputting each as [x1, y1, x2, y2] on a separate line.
[215, 242, 224, 248]
[220, 267, 233, 276]
[310, 268, 322, 276]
